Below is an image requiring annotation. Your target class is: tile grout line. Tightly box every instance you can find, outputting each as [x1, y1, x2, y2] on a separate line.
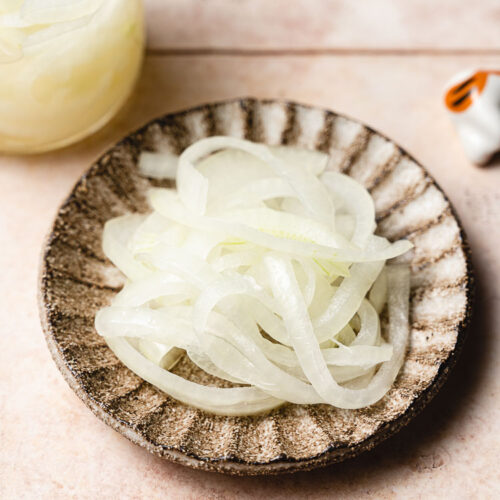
[146, 47, 500, 57]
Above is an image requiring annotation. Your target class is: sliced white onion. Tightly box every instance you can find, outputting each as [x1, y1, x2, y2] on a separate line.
[186, 349, 245, 384]
[369, 267, 388, 314]
[269, 145, 328, 177]
[106, 337, 283, 415]
[139, 151, 178, 180]
[149, 188, 410, 264]
[220, 207, 351, 249]
[210, 177, 295, 213]
[95, 137, 412, 415]
[102, 214, 151, 281]
[111, 272, 193, 308]
[212, 249, 261, 273]
[314, 260, 384, 342]
[137, 340, 184, 370]
[177, 137, 335, 226]
[264, 255, 409, 409]
[321, 171, 375, 247]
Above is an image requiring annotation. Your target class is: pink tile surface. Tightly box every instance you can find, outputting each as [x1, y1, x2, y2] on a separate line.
[145, 0, 500, 50]
[1, 48, 500, 500]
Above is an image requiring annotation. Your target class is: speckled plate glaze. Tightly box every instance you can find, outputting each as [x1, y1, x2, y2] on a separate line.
[39, 98, 473, 475]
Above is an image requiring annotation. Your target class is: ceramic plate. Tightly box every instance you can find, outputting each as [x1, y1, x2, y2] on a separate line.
[39, 98, 473, 475]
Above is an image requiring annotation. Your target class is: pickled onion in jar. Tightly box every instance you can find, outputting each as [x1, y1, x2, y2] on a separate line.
[0, 0, 144, 153]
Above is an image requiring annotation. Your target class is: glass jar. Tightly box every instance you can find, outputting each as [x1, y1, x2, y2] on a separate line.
[0, 0, 144, 153]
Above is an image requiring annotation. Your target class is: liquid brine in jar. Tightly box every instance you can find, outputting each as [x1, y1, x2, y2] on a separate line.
[0, 0, 144, 153]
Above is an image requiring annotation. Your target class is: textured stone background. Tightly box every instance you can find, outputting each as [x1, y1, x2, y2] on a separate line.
[1, 1, 499, 498]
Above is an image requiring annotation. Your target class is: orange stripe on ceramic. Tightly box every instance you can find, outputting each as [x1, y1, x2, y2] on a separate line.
[445, 70, 500, 112]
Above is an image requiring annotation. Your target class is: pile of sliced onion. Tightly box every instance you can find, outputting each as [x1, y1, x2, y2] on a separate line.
[95, 137, 412, 416]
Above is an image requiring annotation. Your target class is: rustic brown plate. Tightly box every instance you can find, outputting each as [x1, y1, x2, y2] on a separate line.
[39, 98, 473, 475]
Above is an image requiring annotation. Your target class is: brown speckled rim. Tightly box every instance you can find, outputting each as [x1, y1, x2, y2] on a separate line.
[39, 98, 474, 475]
